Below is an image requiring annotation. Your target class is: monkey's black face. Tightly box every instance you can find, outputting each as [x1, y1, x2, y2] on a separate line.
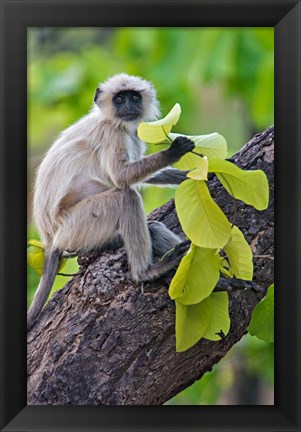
[113, 90, 143, 121]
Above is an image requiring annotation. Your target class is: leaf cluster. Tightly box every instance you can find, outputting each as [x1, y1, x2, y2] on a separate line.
[138, 104, 271, 351]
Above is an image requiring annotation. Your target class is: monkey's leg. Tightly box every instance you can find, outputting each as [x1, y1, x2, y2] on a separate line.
[118, 189, 189, 282]
[118, 188, 153, 282]
[52, 189, 122, 253]
[54, 188, 151, 282]
[53, 188, 188, 284]
[148, 221, 181, 257]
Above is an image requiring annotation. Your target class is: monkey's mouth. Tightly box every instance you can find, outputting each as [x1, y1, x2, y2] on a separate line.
[117, 111, 140, 122]
[122, 114, 139, 121]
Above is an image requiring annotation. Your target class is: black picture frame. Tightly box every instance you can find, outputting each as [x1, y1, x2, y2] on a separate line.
[0, 0, 300, 431]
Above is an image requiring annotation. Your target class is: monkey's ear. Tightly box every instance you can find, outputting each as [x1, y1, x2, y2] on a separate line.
[94, 87, 102, 104]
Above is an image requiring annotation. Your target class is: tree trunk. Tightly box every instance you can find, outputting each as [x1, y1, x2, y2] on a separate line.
[27, 126, 274, 405]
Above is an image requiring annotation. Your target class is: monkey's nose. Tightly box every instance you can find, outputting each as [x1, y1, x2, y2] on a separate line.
[125, 100, 132, 109]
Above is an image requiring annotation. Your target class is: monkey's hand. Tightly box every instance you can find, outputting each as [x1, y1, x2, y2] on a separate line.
[164, 136, 195, 164]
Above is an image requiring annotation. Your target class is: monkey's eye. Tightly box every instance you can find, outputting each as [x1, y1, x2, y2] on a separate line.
[114, 95, 125, 104]
[131, 94, 142, 103]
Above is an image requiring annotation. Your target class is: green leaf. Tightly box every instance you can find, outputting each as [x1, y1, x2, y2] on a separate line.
[137, 103, 181, 143]
[27, 239, 67, 276]
[186, 157, 208, 180]
[203, 292, 230, 341]
[175, 297, 212, 352]
[248, 284, 274, 343]
[169, 245, 220, 305]
[224, 225, 253, 280]
[175, 180, 231, 248]
[208, 158, 269, 210]
[27, 240, 45, 276]
[28, 239, 44, 248]
[219, 257, 234, 278]
[170, 132, 227, 170]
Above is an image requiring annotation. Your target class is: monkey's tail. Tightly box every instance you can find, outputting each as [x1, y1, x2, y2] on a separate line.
[27, 248, 61, 331]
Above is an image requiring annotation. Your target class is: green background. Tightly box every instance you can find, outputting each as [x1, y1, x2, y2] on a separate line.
[28, 27, 274, 405]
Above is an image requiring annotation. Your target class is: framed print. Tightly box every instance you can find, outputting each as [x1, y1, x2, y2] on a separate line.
[0, 0, 300, 431]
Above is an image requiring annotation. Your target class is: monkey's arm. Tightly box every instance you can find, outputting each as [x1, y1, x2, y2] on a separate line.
[114, 136, 194, 188]
[145, 168, 189, 186]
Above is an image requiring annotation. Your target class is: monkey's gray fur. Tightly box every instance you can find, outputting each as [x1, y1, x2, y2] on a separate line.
[28, 73, 194, 330]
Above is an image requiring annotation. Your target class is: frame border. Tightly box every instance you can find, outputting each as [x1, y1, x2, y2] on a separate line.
[1, 0, 300, 431]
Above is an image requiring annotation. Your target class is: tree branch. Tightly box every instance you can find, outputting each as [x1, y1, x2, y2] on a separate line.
[27, 126, 274, 405]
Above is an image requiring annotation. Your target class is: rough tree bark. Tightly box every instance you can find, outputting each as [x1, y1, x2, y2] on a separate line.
[27, 126, 274, 405]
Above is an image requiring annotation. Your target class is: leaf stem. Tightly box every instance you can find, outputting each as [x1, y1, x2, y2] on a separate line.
[191, 150, 204, 157]
[162, 127, 173, 143]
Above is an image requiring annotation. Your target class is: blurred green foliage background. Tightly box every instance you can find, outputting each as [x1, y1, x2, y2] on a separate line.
[28, 27, 274, 405]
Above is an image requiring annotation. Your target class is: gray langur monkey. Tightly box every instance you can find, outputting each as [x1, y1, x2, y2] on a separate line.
[27, 73, 195, 330]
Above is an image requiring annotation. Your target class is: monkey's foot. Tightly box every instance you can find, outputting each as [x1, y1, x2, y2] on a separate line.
[162, 240, 191, 261]
[138, 240, 190, 283]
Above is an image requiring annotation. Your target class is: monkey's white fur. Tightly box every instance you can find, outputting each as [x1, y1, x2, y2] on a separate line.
[34, 74, 159, 251]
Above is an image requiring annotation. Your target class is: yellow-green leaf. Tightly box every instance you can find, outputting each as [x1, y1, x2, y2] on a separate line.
[248, 284, 274, 343]
[169, 245, 220, 305]
[224, 226, 253, 280]
[58, 257, 67, 273]
[28, 239, 44, 249]
[186, 157, 208, 180]
[27, 240, 45, 276]
[27, 239, 67, 275]
[219, 258, 234, 278]
[175, 180, 231, 248]
[137, 103, 181, 143]
[175, 297, 212, 352]
[209, 158, 269, 210]
[170, 132, 227, 170]
[203, 292, 230, 341]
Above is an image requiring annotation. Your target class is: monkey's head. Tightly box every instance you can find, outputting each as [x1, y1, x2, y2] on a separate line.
[94, 73, 160, 125]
